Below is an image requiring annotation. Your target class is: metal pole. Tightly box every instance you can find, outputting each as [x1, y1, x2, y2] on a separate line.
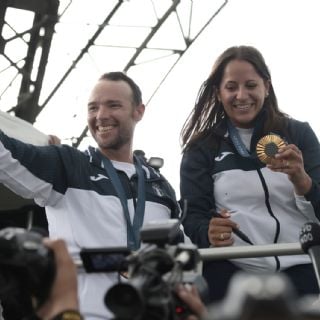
[75, 243, 305, 270]
[198, 243, 304, 261]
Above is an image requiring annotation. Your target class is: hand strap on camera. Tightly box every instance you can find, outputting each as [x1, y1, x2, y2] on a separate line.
[101, 154, 145, 250]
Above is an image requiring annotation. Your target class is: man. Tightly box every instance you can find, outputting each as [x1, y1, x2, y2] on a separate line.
[0, 72, 181, 319]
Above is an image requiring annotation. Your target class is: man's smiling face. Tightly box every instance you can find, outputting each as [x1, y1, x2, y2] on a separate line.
[87, 79, 144, 156]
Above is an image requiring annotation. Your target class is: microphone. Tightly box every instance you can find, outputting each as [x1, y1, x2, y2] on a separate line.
[299, 222, 320, 291]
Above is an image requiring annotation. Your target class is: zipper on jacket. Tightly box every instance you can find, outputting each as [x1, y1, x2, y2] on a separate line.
[256, 168, 281, 271]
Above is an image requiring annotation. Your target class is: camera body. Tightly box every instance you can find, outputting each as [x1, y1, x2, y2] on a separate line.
[0, 227, 55, 319]
[104, 219, 207, 320]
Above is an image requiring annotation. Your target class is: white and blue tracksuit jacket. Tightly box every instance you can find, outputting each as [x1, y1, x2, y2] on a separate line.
[181, 117, 320, 272]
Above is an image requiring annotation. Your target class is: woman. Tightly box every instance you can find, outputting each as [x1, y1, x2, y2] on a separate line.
[180, 45, 320, 302]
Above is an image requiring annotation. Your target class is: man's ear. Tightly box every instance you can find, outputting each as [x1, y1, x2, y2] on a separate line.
[134, 103, 145, 122]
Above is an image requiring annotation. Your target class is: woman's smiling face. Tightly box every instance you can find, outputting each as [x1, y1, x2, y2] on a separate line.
[217, 59, 270, 128]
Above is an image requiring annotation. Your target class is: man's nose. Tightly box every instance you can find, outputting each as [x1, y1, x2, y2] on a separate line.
[96, 105, 110, 119]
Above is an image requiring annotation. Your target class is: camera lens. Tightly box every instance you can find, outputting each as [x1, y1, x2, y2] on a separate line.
[105, 283, 143, 318]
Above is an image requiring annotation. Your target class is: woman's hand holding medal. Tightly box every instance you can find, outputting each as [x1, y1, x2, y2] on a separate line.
[256, 135, 312, 195]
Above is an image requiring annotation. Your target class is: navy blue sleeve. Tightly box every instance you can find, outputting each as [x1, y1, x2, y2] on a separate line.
[180, 145, 215, 248]
[297, 122, 320, 218]
[0, 131, 81, 195]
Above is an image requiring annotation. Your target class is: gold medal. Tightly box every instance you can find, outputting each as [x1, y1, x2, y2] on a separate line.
[256, 134, 286, 164]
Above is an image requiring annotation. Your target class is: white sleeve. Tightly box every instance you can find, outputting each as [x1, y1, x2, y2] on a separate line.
[295, 193, 319, 222]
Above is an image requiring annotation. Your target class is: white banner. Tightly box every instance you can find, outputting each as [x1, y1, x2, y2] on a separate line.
[0, 110, 49, 145]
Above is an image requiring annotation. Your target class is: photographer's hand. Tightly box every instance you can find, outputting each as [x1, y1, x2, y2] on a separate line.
[176, 284, 208, 320]
[36, 239, 79, 320]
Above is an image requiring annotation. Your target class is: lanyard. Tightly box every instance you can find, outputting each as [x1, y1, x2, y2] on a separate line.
[100, 153, 146, 250]
[227, 120, 251, 158]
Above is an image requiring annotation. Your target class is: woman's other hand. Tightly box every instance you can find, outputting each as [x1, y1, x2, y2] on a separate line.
[208, 209, 238, 247]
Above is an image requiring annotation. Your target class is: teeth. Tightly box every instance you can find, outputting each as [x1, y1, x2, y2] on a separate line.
[234, 104, 251, 110]
[98, 125, 113, 132]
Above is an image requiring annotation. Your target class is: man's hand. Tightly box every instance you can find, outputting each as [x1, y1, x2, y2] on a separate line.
[48, 135, 61, 145]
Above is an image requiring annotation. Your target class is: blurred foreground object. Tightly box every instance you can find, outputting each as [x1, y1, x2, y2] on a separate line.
[0, 227, 55, 320]
[204, 272, 320, 320]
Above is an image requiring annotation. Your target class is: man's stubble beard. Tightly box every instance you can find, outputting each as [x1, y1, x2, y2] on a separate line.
[97, 127, 132, 151]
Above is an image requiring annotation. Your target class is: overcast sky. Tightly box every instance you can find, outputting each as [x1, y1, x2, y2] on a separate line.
[134, 0, 320, 195]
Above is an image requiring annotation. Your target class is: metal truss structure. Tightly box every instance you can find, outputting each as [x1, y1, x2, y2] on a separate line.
[0, 0, 59, 122]
[0, 0, 228, 147]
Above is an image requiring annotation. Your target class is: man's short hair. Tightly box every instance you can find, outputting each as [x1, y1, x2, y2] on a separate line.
[99, 72, 142, 106]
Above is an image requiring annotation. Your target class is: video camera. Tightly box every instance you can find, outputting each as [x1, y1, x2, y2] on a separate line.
[0, 227, 55, 320]
[2, 221, 320, 320]
[101, 219, 208, 320]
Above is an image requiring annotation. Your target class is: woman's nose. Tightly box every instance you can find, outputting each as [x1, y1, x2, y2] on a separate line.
[236, 87, 249, 99]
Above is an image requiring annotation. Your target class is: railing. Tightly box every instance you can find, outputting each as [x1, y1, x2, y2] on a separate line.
[198, 242, 304, 261]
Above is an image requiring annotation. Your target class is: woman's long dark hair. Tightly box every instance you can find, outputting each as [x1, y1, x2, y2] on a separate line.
[180, 45, 289, 152]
